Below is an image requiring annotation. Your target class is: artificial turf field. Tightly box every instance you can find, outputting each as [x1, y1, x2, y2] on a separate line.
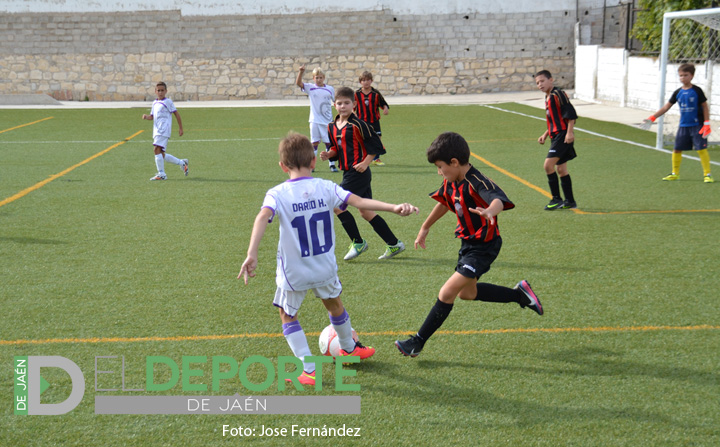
[1, 102, 718, 446]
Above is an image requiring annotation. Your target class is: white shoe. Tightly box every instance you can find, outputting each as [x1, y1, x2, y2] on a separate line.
[343, 239, 368, 260]
[150, 173, 167, 181]
[378, 241, 405, 259]
[182, 159, 189, 176]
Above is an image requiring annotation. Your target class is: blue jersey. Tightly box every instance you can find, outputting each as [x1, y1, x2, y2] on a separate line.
[669, 85, 707, 127]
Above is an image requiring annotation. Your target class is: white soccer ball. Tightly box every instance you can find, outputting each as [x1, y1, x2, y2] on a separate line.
[318, 324, 359, 359]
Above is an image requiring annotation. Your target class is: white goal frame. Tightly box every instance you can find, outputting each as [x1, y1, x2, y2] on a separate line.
[656, 7, 720, 149]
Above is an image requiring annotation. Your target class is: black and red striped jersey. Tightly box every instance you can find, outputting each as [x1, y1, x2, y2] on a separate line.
[544, 87, 578, 136]
[430, 165, 515, 242]
[328, 113, 386, 171]
[354, 88, 389, 124]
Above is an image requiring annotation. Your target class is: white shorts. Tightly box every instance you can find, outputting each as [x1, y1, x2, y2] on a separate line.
[309, 123, 330, 144]
[153, 135, 169, 150]
[273, 278, 342, 318]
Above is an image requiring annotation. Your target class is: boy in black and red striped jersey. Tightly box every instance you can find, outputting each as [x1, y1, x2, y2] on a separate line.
[535, 70, 578, 210]
[355, 71, 389, 166]
[395, 132, 543, 358]
[320, 87, 406, 261]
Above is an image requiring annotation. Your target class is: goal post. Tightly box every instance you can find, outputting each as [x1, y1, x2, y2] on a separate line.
[656, 7, 720, 149]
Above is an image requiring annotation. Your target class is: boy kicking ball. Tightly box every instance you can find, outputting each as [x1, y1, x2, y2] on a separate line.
[240, 133, 418, 385]
[395, 132, 542, 358]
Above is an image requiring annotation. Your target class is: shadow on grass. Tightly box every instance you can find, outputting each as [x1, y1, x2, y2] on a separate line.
[364, 355, 704, 431]
[544, 346, 719, 386]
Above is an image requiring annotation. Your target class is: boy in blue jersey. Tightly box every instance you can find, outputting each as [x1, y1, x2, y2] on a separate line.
[643, 64, 714, 183]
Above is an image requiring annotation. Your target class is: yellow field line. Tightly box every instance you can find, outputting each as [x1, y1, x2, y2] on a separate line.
[470, 151, 720, 215]
[1, 324, 716, 346]
[0, 130, 144, 209]
[471, 152, 552, 199]
[0, 116, 54, 135]
[573, 208, 720, 215]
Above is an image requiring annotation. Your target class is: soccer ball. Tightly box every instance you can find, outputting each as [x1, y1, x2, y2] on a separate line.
[318, 324, 359, 358]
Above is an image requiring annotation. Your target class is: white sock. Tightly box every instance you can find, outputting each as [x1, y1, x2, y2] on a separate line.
[329, 310, 355, 352]
[282, 321, 314, 373]
[154, 154, 165, 174]
[164, 153, 183, 165]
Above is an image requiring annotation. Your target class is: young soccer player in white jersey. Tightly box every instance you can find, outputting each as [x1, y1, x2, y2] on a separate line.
[295, 65, 339, 172]
[239, 133, 418, 386]
[142, 82, 188, 181]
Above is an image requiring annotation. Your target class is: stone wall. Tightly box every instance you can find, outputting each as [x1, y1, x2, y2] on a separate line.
[0, 9, 578, 101]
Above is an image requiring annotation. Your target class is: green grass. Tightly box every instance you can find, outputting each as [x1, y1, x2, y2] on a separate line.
[1, 103, 718, 446]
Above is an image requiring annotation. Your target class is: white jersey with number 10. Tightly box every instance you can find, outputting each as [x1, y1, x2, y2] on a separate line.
[262, 177, 351, 291]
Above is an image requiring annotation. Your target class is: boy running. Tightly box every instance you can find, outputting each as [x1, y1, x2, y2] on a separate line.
[395, 132, 543, 358]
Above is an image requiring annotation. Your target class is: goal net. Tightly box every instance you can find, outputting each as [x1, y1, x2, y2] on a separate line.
[656, 8, 720, 149]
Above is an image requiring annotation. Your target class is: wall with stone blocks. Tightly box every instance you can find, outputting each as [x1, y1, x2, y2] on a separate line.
[0, 8, 580, 101]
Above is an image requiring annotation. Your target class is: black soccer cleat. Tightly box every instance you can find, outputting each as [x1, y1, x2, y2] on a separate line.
[395, 335, 425, 358]
[544, 197, 564, 211]
[515, 280, 543, 316]
[561, 200, 577, 209]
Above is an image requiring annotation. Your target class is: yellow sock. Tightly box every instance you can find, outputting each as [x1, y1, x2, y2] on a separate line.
[697, 149, 712, 176]
[671, 151, 682, 174]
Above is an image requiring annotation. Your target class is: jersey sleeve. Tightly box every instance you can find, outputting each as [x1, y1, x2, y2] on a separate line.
[331, 183, 352, 211]
[468, 173, 515, 211]
[668, 88, 681, 104]
[261, 191, 278, 222]
[429, 182, 453, 211]
[165, 98, 177, 113]
[375, 89, 389, 109]
[356, 118, 386, 155]
[693, 85, 708, 104]
[557, 90, 577, 121]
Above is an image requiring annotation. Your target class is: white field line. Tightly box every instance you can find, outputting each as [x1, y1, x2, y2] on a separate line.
[483, 104, 720, 167]
[1, 137, 279, 144]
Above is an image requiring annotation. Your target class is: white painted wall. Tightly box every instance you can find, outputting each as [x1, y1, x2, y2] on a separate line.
[575, 45, 720, 120]
[0, 0, 623, 15]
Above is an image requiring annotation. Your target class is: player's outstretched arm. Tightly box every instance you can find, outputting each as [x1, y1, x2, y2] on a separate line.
[142, 114, 153, 120]
[415, 202, 448, 249]
[238, 208, 273, 284]
[468, 198, 504, 226]
[641, 101, 674, 129]
[346, 194, 419, 216]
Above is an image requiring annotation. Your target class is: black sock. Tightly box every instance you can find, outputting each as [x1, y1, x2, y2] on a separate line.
[337, 211, 363, 244]
[474, 283, 527, 305]
[417, 299, 454, 342]
[547, 172, 561, 199]
[369, 215, 398, 246]
[560, 174, 574, 202]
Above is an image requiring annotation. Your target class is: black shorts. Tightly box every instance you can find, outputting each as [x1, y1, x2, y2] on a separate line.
[369, 120, 382, 136]
[547, 131, 577, 165]
[675, 125, 707, 151]
[455, 236, 502, 279]
[340, 169, 372, 199]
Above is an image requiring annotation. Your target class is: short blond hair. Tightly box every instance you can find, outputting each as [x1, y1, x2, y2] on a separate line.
[279, 132, 315, 170]
[312, 67, 325, 77]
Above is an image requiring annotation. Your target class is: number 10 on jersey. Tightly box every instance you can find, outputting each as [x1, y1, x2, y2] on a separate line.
[290, 211, 333, 257]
